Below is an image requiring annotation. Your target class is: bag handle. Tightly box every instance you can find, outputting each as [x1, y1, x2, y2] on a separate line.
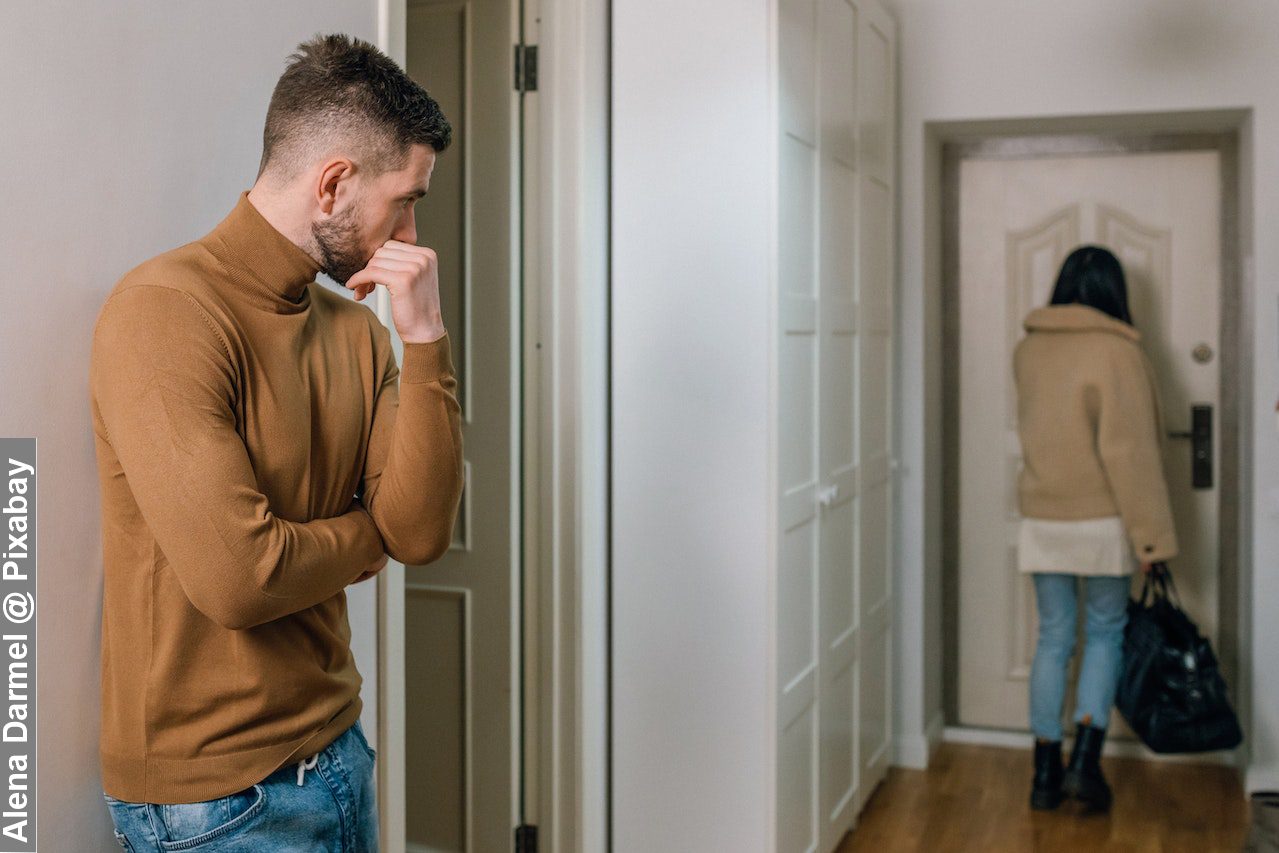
[1137, 560, 1163, 605]
[1138, 560, 1182, 609]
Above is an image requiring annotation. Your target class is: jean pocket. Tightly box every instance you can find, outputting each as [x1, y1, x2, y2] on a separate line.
[148, 783, 266, 851]
[353, 719, 377, 762]
[104, 793, 141, 849]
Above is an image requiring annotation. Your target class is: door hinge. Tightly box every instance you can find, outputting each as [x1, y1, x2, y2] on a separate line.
[515, 823, 538, 853]
[514, 43, 538, 92]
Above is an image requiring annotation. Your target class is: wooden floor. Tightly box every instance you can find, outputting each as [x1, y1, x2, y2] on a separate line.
[837, 742, 1248, 853]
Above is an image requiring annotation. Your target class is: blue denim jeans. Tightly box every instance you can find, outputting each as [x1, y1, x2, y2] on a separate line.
[1029, 572, 1132, 741]
[103, 718, 378, 852]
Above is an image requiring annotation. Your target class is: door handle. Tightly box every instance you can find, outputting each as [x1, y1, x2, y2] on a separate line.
[817, 484, 840, 508]
[1167, 404, 1212, 489]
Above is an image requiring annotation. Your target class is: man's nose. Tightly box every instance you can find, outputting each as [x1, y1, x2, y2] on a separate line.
[393, 206, 418, 245]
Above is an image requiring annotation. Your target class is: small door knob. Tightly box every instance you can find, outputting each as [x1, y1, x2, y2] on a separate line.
[817, 485, 840, 507]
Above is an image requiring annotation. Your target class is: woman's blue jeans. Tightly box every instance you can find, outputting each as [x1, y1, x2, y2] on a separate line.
[1029, 572, 1132, 741]
[103, 718, 378, 852]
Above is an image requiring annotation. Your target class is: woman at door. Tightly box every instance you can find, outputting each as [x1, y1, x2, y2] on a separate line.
[1012, 245, 1179, 813]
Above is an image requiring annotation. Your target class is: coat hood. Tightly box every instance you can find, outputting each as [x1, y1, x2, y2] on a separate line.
[1022, 303, 1141, 342]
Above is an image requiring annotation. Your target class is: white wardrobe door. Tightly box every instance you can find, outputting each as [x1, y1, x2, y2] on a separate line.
[814, 0, 859, 849]
[777, 0, 896, 850]
[777, 0, 822, 849]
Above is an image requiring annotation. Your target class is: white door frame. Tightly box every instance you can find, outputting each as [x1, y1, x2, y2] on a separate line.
[939, 132, 1243, 762]
[894, 113, 1254, 777]
[375, 1, 611, 851]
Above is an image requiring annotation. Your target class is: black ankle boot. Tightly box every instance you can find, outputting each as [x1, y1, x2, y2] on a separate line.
[1030, 739, 1064, 810]
[1062, 723, 1112, 811]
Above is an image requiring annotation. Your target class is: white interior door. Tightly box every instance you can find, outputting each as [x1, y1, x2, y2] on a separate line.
[401, 1, 520, 850]
[955, 149, 1223, 736]
[777, 2, 894, 850]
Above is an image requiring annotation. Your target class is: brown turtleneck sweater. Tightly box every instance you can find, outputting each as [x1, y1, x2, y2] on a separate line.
[89, 189, 464, 804]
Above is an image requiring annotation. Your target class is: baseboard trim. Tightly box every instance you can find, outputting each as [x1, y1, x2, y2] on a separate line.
[925, 711, 943, 760]
[942, 725, 1240, 767]
[892, 733, 928, 769]
[1246, 766, 1279, 794]
[892, 711, 945, 769]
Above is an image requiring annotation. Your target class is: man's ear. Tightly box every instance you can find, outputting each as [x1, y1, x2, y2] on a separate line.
[315, 158, 356, 214]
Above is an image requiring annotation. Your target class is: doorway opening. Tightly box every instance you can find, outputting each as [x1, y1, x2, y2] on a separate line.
[937, 123, 1249, 764]
[375, 0, 613, 849]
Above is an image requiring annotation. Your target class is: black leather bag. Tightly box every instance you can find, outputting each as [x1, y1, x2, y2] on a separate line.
[1115, 562, 1243, 753]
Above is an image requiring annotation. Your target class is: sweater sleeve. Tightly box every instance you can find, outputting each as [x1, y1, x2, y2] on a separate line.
[1093, 341, 1179, 562]
[358, 322, 464, 565]
[91, 285, 386, 629]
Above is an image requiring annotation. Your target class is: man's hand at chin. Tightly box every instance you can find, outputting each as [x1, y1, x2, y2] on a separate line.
[344, 240, 447, 343]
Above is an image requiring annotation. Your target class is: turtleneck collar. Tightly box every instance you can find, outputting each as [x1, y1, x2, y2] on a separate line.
[200, 190, 322, 313]
[1023, 303, 1141, 342]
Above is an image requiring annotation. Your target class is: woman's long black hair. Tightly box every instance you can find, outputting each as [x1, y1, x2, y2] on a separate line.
[1048, 244, 1134, 326]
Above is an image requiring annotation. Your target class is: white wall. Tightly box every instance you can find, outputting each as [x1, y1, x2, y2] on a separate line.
[0, 4, 382, 849]
[890, 0, 1279, 789]
[611, 0, 775, 849]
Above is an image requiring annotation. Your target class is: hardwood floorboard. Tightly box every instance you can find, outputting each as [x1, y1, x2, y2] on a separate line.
[836, 742, 1248, 852]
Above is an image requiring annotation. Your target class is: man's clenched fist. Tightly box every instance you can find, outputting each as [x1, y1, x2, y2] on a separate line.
[344, 240, 447, 344]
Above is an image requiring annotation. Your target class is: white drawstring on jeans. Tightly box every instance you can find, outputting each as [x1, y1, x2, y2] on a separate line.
[296, 753, 318, 786]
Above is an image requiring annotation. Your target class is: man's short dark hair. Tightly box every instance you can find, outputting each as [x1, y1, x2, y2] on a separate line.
[256, 33, 452, 183]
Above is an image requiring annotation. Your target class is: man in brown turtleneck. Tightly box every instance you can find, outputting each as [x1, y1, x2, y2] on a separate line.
[90, 33, 461, 850]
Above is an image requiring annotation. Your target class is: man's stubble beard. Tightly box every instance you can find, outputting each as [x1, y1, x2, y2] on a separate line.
[311, 198, 371, 286]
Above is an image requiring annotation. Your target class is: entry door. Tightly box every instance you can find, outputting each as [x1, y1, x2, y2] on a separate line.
[777, 2, 895, 851]
[402, 1, 519, 850]
[955, 149, 1222, 735]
